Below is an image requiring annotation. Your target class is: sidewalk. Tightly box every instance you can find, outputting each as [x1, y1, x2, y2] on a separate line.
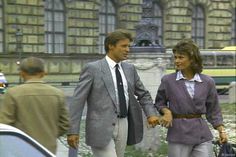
[56, 87, 85, 157]
[56, 87, 72, 157]
[56, 139, 68, 157]
[56, 140, 68, 157]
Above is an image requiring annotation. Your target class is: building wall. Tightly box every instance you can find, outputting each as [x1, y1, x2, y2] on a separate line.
[5, 0, 45, 54]
[161, 0, 235, 48]
[0, 0, 235, 83]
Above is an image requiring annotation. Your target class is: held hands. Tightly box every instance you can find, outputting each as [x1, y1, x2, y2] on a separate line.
[219, 132, 228, 144]
[217, 126, 228, 144]
[147, 116, 160, 128]
[67, 134, 80, 149]
[159, 108, 173, 128]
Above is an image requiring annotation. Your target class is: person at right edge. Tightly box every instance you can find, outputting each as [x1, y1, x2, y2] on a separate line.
[155, 39, 228, 157]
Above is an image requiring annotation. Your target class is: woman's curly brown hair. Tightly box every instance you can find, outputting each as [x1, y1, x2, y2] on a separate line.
[172, 39, 203, 73]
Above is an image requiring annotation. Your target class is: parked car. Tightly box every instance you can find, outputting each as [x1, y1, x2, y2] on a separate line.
[0, 123, 55, 157]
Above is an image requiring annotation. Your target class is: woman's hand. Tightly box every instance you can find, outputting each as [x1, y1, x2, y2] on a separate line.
[160, 108, 173, 128]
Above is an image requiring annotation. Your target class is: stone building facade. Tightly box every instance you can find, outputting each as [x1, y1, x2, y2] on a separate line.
[0, 0, 235, 83]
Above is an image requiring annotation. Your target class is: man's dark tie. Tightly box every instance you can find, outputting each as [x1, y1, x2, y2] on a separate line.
[115, 64, 127, 118]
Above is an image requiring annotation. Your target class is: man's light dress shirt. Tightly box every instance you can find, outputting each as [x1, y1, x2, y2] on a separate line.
[106, 56, 129, 114]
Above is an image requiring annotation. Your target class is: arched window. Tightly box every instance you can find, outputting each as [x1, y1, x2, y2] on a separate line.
[45, 0, 65, 54]
[191, 5, 205, 48]
[0, 0, 3, 53]
[231, 8, 236, 45]
[153, 3, 164, 45]
[99, 0, 116, 54]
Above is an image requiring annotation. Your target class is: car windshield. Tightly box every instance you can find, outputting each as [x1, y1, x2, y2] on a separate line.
[0, 133, 51, 157]
[0, 124, 55, 157]
[0, 135, 45, 157]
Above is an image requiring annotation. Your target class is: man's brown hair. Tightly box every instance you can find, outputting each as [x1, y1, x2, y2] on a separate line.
[104, 29, 133, 53]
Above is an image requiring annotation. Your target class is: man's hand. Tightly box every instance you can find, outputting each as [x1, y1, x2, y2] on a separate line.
[147, 116, 160, 128]
[159, 108, 173, 128]
[67, 134, 80, 149]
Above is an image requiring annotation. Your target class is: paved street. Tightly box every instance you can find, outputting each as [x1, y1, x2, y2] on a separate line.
[56, 138, 71, 157]
[56, 87, 74, 157]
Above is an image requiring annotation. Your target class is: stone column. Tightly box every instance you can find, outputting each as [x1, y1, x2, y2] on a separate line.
[127, 53, 169, 153]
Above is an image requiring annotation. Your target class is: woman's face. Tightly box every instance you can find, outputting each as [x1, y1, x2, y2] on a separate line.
[174, 53, 192, 71]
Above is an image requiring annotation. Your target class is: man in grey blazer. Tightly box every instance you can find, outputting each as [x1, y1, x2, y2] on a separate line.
[67, 29, 159, 157]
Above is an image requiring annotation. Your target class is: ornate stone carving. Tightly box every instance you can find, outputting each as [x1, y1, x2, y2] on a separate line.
[130, 0, 165, 53]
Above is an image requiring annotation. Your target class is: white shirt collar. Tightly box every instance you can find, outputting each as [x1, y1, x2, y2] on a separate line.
[105, 55, 121, 69]
[176, 71, 202, 82]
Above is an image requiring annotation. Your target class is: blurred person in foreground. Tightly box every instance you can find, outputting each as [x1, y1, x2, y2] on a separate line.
[0, 57, 69, 154]
[155, 39, 228, 157]
[67, 29, 159, 157]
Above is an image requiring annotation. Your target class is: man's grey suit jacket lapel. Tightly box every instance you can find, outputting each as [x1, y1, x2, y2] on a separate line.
[101, 58, 118, 109]
[121, 62, 132, 86]
[100, 59, 133, 110]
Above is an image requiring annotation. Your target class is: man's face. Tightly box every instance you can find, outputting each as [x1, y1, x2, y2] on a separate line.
[108, 38, 130, 63]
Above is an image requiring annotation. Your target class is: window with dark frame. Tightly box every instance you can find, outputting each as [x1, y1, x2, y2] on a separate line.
[191, 5, 205, 48]
[44, 0, 65, 54]
[99, 0, 116, 54]
[202, 55, 215, 67]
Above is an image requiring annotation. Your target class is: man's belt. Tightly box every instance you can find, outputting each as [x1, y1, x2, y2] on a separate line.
[173, 114, 202, 119]
[117, 115, 127, 118]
